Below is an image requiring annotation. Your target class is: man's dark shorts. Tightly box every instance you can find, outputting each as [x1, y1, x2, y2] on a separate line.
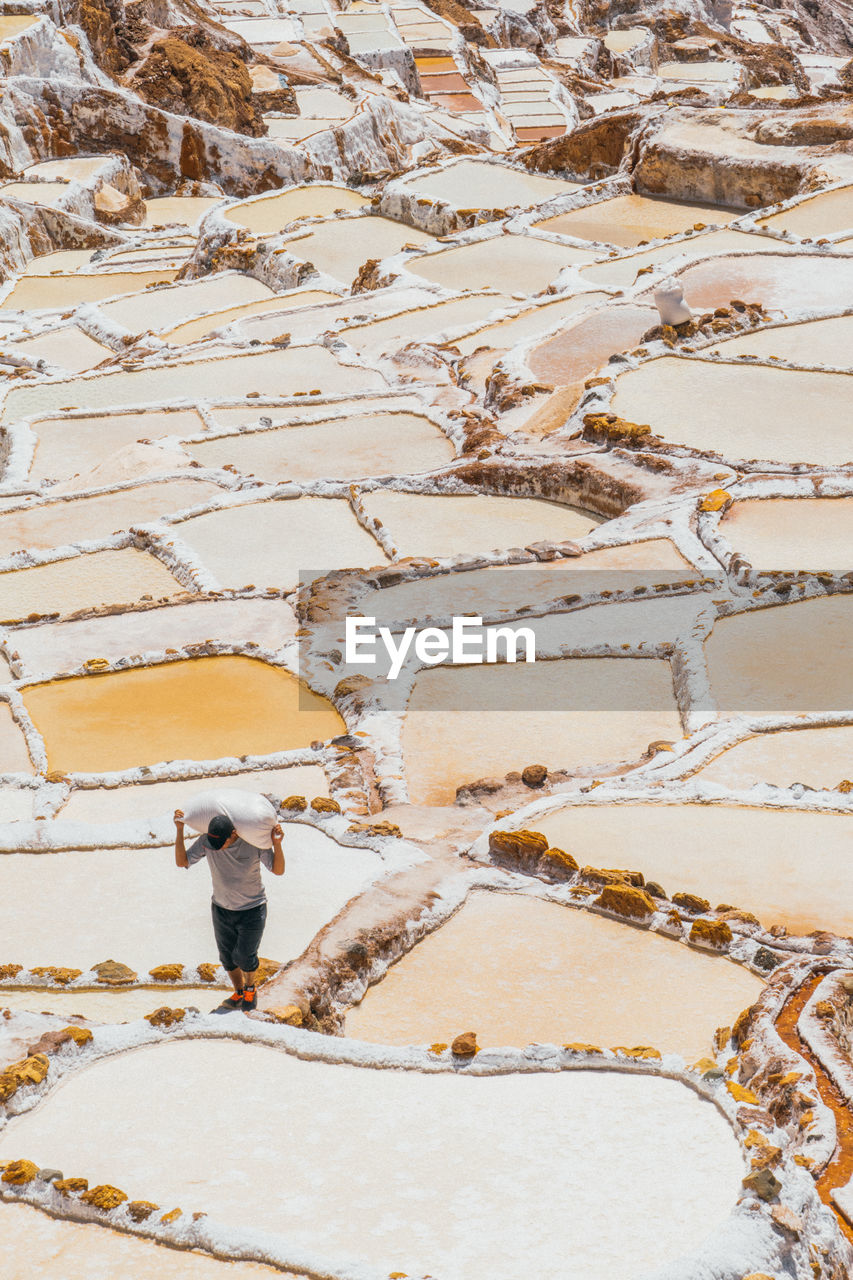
[211, 901, 267, 973]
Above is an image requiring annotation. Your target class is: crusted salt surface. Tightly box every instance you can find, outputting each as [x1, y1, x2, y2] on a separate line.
[0, 1037, 744, 1280]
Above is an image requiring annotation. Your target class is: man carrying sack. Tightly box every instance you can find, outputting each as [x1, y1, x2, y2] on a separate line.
[173, 792, 284, 1013]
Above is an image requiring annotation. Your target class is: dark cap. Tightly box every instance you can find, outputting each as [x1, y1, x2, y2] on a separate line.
[207, 815, 235, 850]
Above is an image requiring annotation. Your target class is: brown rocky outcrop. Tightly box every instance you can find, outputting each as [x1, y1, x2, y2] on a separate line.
[94, 182, 144, 226]
[64, 0, 132, 77]
[521, 108, 646, 178]
[127, 28, 266, 137]
[594, 883, 656, 920]
[488, 828, 549, 866]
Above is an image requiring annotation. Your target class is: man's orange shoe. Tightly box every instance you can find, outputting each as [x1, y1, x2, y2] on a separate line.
[242, 987, 257, 1012]
[212, 990, 244, 1014]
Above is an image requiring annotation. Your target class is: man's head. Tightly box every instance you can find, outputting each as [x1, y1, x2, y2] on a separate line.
[207, 815, 236, 850]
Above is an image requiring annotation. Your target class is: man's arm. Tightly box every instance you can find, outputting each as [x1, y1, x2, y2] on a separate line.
[174, 809, 189, 869]
[271, 823, 285, 876]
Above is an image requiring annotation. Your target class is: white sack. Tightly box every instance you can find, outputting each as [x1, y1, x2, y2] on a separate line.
[182, 789, 277, 849]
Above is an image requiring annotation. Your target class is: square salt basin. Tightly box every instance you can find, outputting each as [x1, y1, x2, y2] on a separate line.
[11, 597, 298, 678]
[578, 230, 802, 289]
[8, 327, 113, 375]
[28, 409, 204, 484]
[163, 291, 339, 346]
[0, 1204, 296, 1280]
[0, 703, 32, 773]
[58, 765, 329, 828]
[1, 347, 383, 421]
[706, 314, 853, 369]
[189, 412, 455, 483]
[758, 186, 853, 238]
[0, 182, 74, 210]
[0, 271, 179, 312]
[293, 86, 356, 118]
[176, 496, 388, 588]
[718, 496, 853, 570]
[409, 234, 598, 295]
[24, 157, 108, 182]
[0, 480, 222, 558]
[338, 294, 513, 354]
[0, 828, 381, 972]
[0, 549, 182, 623]
[358, 490, 602, 559]
[705, 595, 853, 717]
[534, 194, 734, 248]
[395, 158, 583, 211]
[346, 890, 762, 1059]
[402, 658, 681, 805]
[610, 357, 853, 466]
[22, 656, 345, 774]
[284, 217, 434, 285]
[536, 803, 853, 936]
[142, 197, 222, 228]
[98, 274, 275, 333]
[0, 1039, 745, 1280]
[222, 185, 370, 234]
[697, 725, 853, 791]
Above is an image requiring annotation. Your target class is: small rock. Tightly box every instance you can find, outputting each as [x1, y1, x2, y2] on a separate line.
[149, 964, 184, 983]
[144, 1007, 185, 1028]
[54, 1177, 88, 1195]
[741, 1168, 781, 1201]
[488, 828, 549, 866]
[92, 960, 137, 986]
[751, 947, 780, 972]
[268, 1005, 303, 1027]
[451, 1031, 478, 1057]
[30, 966, 81, 986]
[672, 891, 710, 914]
[645, 881, 666, 898]
[1, 1159, 39, 1185]
[82, 1184, 128, 1211]
[37, 1168, 63, 1182]
[594, 883, 655, 921]
[521, 764, 548, 788]
[699, 488, 732, 513]
[728, 1081, 760, 1105]
[310, 796, 341, 814]
[689, 918, 733, 950]
[539, 847, 579, 880]
[196, 963, 218, 983]
[126, 1200, 160, 1222]
[0, 1053, 50, 1102]
[281, 795, 307, 811]
[160, 1207, 183, 1224]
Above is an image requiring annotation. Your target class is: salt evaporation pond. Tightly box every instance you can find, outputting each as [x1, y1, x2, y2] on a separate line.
[403, 658, 681, 804]
[579, 229, 800, 289]
[705, 595, 853, 716]
[0, 481, 221, 557]
[57, 764, 329, 827]
[22, 656, 344, 772]
[339, 293, 512, 353]
[285, 216, 433, 283]
[719, 497, 853, 568]
[346, 890, 762, 1058]
[409, 234, 598, 294]
[163, 291, 338, 345]
[395, 157, 583, 208]
[527, 303, 655, 384]
[0, 550, 180, 621]
[708, 314, 853, 367]
[0, 1038, 744, 1280]
[223, 184, 369, 232]
[28, 409, 203, 483]
[698, 725, 853, 791]
[143, 196, 222, 227]
[0, 987, 227, 1020]
[0, 829, 381, 971]
[368, 538, 692, 619]
[671, 252, 853, 314]
[99, 274, 274, 332]
[612, 357, 853, 465]
[359, 490, 601, 557]
[0, 1203, 289, 1280]
[11, 598, 297, 676]
[536, 804, 853, 934]
[450, 291, 610, 359]
[189, 411, 455, 481]
[176, 496, 387, 587]
[0, 704, 32, 773]
[535, 194, 733, 247]
[758, 186, 853, 237]
[9, 326, 113, 374]
[1, 271, 178, 312]
[2, 347, 380, 421]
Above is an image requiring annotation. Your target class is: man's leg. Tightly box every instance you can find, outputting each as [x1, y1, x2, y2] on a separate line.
[233, 903, 267, 1010]
[211, 904, 245, 1011]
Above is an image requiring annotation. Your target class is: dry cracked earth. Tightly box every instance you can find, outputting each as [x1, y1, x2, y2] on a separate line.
[0, 0, 852, 1274]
